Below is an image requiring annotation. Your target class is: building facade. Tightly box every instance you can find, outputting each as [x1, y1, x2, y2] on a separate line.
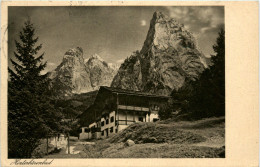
[79, 86, 169, 140]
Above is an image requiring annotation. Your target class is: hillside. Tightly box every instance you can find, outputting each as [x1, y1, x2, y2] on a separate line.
[54, 90, 98, 119]
[42, 117, 224, 158]
[80, 117, 225, 158]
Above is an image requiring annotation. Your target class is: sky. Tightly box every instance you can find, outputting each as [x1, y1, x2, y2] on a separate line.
[8, 6, 224, 73]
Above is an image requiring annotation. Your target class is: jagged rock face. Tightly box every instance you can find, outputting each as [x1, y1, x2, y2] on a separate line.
[111, 11, 205, 95]
[49, 47, 118, 95]
[111, 52, 143, 91]
[86, 54, 118, 90]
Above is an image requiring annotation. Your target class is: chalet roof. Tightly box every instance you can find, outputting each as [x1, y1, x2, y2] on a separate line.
[100, 86, 171, 98]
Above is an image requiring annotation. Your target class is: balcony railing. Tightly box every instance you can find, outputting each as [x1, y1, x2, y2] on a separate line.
[116, 120, 136, 125]
[118, 105, 149, 111]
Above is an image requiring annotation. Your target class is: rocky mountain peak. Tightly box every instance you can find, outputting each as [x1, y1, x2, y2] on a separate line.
[64, 47, 83, 58]
[141, 11, 195, 54]
[85, 53, 118, 90]
[153, 11, 170, 20]
[49, 48, 118, 96]
[111, 11, 206, 95]
[61, 47, 85, 70]
[86, 53, 108, 68]
[89, 53, 104, 62]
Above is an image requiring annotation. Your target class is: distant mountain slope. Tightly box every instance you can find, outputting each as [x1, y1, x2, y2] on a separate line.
[111, 11, 206, 95]
[49, 47, 93, 95]
[48, 47, 118, 96]
[54, 90, 98, 119]
[86, 54, 118, 90]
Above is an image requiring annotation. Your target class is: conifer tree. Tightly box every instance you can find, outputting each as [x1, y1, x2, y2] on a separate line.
[8, 20, 61, 158]
[167, 29, 225, 119]
[188, 28, 225, 118]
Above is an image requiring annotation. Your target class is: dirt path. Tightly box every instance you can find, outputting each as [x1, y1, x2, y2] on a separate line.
[44, 140, 95, 158]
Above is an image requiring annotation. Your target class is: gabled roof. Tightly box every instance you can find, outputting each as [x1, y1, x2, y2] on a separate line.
[100, 86, 171, 98]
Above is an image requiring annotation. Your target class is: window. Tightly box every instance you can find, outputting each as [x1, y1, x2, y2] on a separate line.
[110, 116, 114, 123]
[115, 129, 118, 133]
[138, 117, 143, 122]
[84, 128, 89, 133]
[153, 118, 159, 122]
[106, 119, 109, 124]
[155, 105, 159, 111]
[110, 127, 113, 133]
[151, 104, 159, 111]
[101, 121, 104, 126]
[154, 105, 157, 110]
[101, 131, 104, 136]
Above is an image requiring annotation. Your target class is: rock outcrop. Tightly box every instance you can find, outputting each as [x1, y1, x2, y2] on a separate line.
[49, 47, 118, 96]
[125, 139, 135, 146]
[111, 11, 206, 95]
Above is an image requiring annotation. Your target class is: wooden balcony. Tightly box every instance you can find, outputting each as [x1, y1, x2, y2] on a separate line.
[117, 105, 149, 112]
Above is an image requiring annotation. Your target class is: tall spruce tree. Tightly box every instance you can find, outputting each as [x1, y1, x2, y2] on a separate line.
[188, 28, 225, 118]
[8, 20, 61, 158]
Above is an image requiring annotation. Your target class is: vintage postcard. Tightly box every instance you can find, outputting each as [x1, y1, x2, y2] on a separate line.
[1, 1, 258, 167]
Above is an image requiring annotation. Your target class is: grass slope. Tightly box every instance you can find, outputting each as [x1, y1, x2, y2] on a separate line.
[82, 117, 225, 158]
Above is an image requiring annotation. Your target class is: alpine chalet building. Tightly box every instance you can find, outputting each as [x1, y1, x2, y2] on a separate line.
[79, 86, 169, 139]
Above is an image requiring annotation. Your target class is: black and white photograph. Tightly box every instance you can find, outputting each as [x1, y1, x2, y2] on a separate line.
[6, 5, 226, 159]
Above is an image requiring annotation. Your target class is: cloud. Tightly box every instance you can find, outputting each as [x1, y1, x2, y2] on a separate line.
[185, 24, 191, 30]
[140, 20, 146, 26]
[201, 27, 211, 33]
[164, 6, 224, 56]
[165, 6, 224, 34]
[166, 6, 189, 20]
[116, 59, 124, 64]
